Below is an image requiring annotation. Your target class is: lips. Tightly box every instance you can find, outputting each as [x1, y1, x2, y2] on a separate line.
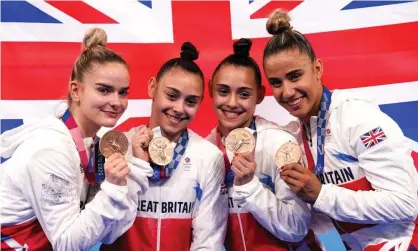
[165, 113, 187, 125]
[284, 96, 304, 108]
[103, 110, 120, 118]
[221, 109, 243, 119]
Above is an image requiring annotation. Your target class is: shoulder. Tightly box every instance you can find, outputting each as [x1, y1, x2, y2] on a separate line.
[187, 129, 223, 161]
[331, 90, 402, 136]
[256, 116, 297, 148]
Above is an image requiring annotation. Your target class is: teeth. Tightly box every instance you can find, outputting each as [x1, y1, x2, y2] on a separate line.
[224, 111, 239, 118]
[288, 97, 303, 106]
[167, 114, 181, 122]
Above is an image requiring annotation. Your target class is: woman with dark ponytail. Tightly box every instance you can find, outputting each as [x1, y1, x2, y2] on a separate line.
[102, 42, 228, 251]
[263, 9, 418, 251]
[206, 38, 311, 251]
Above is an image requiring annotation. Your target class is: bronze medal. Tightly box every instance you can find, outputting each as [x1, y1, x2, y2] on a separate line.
[99, 130, 129, 158]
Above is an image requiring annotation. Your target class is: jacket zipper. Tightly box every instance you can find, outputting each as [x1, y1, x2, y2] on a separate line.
[237, 212, 247, 251]
[157, 186, 161, 251]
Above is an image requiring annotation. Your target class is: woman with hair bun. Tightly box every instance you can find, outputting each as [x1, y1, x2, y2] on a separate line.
[102, 42, 228, 251]
[263, 9, 418, 251]
[206, 38, 311, 251]
[0, 28, 153, 250]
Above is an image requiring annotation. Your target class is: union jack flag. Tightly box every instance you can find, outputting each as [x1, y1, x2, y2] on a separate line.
[360, 127, 387, 149]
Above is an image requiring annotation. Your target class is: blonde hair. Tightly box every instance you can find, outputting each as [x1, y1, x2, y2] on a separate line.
[68, 27, 127, 103]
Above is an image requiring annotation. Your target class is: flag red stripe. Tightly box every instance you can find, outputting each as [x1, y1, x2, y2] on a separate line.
[250, 1, 303, 19]
[45, 1, 118, 24]
[1, 2, 418, 99]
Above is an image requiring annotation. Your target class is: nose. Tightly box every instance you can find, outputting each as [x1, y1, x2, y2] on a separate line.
[282, 82, 296, 100]
[226, 93, 239, 109]
[172, 100, 185, 114]
[109, 93, 122, 108]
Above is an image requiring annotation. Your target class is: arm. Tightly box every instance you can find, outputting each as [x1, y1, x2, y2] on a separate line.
[313, 100, 417, 224]
[190, 153, 228, 251]
[233, 131, 311, 242]
[101, 155, 153, 244]
[25, 147, 131, 250]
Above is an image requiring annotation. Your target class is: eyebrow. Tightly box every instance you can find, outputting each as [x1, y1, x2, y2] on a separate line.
[285, 69, 302, 77]
[268, 77, 282, 82]
[166, 87, 201, 99]
[95, 83, 129, 90]
[217, 83, 253, 91]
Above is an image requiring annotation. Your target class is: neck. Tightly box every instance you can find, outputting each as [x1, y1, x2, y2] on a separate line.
[70, 106, 100, 138]
[217, 117, 253, 137]
[301, 87, 323, 125]
[149, 113, 183, 143]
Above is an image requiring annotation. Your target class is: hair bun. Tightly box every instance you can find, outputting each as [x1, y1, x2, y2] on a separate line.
[233, 38, 252, 57]
[180, 42, 199, 61]
[83, 27, 108, 49]
[266, 9, 292, 35]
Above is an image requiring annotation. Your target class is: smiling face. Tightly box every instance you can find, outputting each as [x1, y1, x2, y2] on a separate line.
[210, 64, 264, 134]
[148, 67, 203, 141]
[69, 62, 130, 128]
[263, 49, 323, 122]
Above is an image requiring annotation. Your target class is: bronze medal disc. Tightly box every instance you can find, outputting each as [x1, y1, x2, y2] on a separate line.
[225, 128, 255, 153]
[148, 136, 174, 166]
[275, 141, 302, 168]
[99, 130, 129, 158]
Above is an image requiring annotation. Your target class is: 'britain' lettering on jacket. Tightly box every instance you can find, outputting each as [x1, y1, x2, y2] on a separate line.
[316, 167, 354, 185]
[137, 200, 195, 214]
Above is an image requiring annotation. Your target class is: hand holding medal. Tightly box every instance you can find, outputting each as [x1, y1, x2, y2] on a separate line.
[131, 126, 154, 162]
[99, 130, 130, 186]
[226, 128, 257, 186]
[278, 141, 322, 203]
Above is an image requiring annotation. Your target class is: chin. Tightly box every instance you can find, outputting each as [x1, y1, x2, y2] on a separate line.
[163, 124, 185, 138]
[221, 119, 242, 131]
[98, 118, 119, 128]
[288, 107, 309, 120]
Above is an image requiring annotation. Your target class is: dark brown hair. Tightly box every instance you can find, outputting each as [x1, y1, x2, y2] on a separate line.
[212, 38, 262, 87]
[156, 42, 204, 82]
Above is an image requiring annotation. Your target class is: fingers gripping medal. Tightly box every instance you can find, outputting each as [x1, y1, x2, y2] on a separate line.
[148, 127, 174, 166]
[275, 141, 302, 168]
[99, 130, 129, 158]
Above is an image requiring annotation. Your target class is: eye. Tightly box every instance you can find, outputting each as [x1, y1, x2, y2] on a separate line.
[217, 87, 229, 96]
[239, 91, 250, 99]
[288, 73, 301, 82]
[185, 98, 198, 106]
[98, 87, 111, 94]
[166, 92, 177, 101]
[269, 79, 282, 88]
[119, 89, 129, 97]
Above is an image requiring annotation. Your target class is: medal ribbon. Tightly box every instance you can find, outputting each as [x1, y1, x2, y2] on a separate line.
[149, 127, 189, 182]
[61, 109, 105, 184]
[302, 86, 332, 175]
[216, 118, 256, 186]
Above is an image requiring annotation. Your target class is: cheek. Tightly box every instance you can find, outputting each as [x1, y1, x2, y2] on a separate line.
[271, 88, 283, 100]
[185, 106, 199, 118]
[120, 98, 128, 111]
[154, 96, 170, 110]
[212, 95, 226, 108]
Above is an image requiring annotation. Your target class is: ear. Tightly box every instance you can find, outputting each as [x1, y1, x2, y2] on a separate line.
[256, 85, 266, 104]
[314, 58, 324, 81]
[69, 81, 82, 103]
[148, 77, 157, 98]
[208, 78, 214, 98]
